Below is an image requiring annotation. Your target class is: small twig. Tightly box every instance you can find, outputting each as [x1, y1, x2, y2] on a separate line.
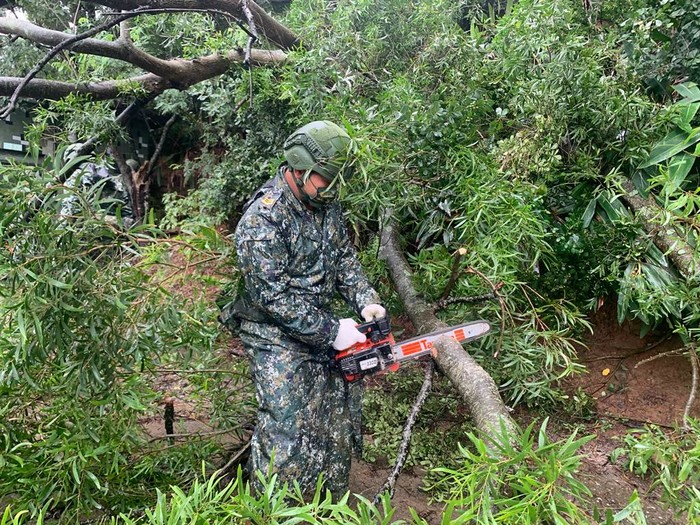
[373, 361, 433, 505]
[634, 348, 687, 368]
[147, 427, 234, 443]
[146, 113, 177, 177]
[587, 358, 628, 397]
[582, 335, 676, 397]
[580, 334, 673, 363]
[435, 292, 496, 310]
[72, 0, 82, 30]
[439, 247, 467, 301]
[683, 345, 699, 431]
[213, 442, 252, 480]
[465, 267, 506, 358]
[150, 368, 249, 376]
[518, 283, 549, 332]
[599, 413, 675, 430]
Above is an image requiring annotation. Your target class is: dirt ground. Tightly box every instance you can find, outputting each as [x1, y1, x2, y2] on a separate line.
[348, 305, 695, 524]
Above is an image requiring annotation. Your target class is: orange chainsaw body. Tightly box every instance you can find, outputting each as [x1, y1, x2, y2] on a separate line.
[334, 317, 490, 382]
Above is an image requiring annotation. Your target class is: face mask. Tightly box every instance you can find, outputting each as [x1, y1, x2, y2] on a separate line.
[307, 176, 339, 207]
[297, 170, 339, 209]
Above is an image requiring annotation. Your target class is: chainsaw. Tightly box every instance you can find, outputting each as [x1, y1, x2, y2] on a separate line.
[334, 316, 491, 382]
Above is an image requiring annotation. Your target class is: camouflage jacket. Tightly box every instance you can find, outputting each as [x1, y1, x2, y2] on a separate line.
[234, 167, 380, 349]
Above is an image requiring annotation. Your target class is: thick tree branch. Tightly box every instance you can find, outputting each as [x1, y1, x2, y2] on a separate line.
[0, 10, 145, 118]
[88, 0, 301, 50]
[621, 179, 698, 280]
[0, 5, 288, 101]
[0, 46, 285, 100]
[378, 209, 517, 438]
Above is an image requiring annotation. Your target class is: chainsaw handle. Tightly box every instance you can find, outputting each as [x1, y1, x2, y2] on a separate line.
[355, 315, 391, 342]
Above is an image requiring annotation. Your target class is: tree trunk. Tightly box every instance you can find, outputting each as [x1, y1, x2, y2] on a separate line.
[378, 210, 517, 437]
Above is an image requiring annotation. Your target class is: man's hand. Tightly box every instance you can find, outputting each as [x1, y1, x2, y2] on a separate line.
[361, 303, 386, 322]
[333, 318, 367, 350]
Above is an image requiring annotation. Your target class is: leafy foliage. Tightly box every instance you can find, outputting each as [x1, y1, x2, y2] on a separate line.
[0, 155, 235, 518]
[620, 0, 700, 97]
[600, 83, 700, 337]
[611, 418, 700, 523]
[115, 468, 407, 525]
[4, 0, 700, 517]
[427, 418, 647, 524]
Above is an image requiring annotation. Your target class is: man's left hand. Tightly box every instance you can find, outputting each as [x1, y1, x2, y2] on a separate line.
[361, 303, 386, 322]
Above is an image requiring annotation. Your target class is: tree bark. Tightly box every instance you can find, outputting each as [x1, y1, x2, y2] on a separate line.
[89, 0, 300, 50]
[0, 0, 291, 101]
[378, 210, 517, 437]
[621, 180, 698, 280]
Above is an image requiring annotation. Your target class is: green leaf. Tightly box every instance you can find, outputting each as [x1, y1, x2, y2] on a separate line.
[597, 195, 619, 222]
[673, 82, 700, 103]
[665, 152, 695, 195]
[44, 276, 72, 289]
[641, 263, 672, 289]
[582, 199, 596, 228]
[675, 102, 700, 132]
[640, 128, 700, 168]
[85, 471, 102, 491]
[71, 460, 82, 485]
[17, 309, 27, 344]
[650, 28, 671, 44]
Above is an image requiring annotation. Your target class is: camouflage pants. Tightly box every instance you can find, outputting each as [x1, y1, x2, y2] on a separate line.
[240, 320, 362, 499]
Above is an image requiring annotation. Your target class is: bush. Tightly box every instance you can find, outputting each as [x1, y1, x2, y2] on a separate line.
[612, 418, 700, 523]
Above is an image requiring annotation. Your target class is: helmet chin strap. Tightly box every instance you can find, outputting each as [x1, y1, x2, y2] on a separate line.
[291, 168, 324, 209]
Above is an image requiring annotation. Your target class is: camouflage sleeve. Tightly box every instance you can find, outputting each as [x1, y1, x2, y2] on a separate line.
[236, 216, 339, 348]
[335, 227, 381, 315]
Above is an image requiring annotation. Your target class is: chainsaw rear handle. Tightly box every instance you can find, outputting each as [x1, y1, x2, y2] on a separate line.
[333, 315, 397, 382]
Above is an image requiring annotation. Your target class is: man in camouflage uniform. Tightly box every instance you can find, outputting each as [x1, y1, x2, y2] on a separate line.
[234, 120, 386, 498]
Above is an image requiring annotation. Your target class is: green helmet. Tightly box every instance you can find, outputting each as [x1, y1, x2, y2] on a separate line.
[283, 120, 353, 183]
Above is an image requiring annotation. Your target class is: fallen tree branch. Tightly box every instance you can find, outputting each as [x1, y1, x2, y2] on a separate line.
[620, 179, 698, 280]
[91, 0, 301, 51]
[378, 208, 517, 438]
[373, 360, 434, 505]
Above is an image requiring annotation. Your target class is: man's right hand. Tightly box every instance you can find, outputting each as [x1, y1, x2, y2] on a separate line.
[332, 318, 367, 350]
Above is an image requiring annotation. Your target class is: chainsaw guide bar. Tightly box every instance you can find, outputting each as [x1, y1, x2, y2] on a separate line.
[392, 321, 492, 363]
